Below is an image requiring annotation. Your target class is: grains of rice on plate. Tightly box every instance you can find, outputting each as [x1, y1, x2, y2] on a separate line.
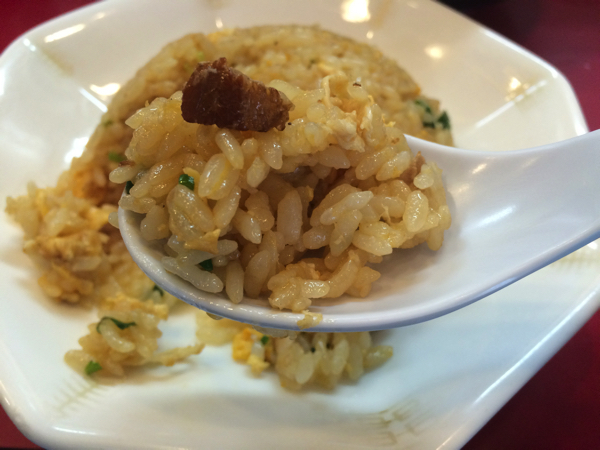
[5, 25, 452, 389]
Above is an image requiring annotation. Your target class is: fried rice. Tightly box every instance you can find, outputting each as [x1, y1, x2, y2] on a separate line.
[6, 25, 452, 389]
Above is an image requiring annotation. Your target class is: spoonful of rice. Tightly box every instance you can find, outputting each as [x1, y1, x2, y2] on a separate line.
[118, 128, 600, 332]
[114, 60, 600, 332]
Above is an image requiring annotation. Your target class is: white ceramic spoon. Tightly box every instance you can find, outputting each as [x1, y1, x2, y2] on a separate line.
[119, 130, 600, 332]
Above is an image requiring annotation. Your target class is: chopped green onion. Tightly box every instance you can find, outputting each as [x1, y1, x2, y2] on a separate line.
[152, 285, 164, 296]
[85, 361, 102, 375]
[414, 99, 433, 115]
[199, 259, 213, 272]
[108, 151, 126, 163]
[197, 51, 205, 62]
[437, 111, 451, 130]
[125, 180, 134, 194]
[179, 174, 195, 191]
[96, 317, 136, 334]
[260, 335, 269, 345]
[422, 121, 436, 128]
[102, 119, 113, 128]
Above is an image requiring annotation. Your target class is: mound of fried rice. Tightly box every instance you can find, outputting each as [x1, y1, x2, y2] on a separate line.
[6, 25, 452, 388]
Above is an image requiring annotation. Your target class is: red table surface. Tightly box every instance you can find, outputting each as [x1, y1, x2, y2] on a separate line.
[1, 0, 599, 448]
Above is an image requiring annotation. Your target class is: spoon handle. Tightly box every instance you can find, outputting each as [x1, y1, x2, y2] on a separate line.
[412, 129, 600, 273]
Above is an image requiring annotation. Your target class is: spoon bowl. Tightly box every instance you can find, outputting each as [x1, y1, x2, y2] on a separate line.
[119, 130, 600, 332]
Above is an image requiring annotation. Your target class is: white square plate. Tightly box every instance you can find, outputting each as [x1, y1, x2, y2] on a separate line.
[0, 0, 595, 449]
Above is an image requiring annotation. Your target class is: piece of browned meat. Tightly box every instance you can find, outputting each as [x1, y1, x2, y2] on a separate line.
[181, 57, 293, 132]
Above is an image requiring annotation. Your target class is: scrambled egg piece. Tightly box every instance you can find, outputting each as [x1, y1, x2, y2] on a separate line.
[232, 328, 272, 375]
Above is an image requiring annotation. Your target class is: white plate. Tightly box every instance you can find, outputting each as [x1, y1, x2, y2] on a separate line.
[0, 0, 595, 449]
